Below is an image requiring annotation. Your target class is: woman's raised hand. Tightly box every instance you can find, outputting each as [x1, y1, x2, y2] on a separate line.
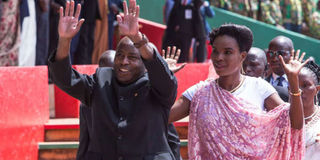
[279, 49, 309, 78]
[58, 0, 84, 39]
[116, 0, 140, 37]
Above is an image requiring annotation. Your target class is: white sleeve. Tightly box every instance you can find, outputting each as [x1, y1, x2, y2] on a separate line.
[182, 81, 206, 101]
[257, 78, 277, 100]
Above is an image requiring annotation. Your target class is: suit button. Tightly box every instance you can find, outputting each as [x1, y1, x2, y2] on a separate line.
[118, 135, 123, 140]
[118, 156, 124, 160]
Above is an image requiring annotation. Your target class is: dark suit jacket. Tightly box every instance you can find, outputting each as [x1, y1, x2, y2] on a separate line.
[265, 75, 289, 102]
[166, 0, 206, 38]
[76, 105, 181, 160]
[48, 50, 178, 160]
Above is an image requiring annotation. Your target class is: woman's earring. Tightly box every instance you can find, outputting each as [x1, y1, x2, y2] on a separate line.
[241, 66, 245, 74]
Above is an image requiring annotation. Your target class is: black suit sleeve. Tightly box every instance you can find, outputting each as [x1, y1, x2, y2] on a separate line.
[48, 53, 96, 106]
[143, 49, 178, 108]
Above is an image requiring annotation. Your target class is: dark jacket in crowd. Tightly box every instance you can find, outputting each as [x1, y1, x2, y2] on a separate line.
[265, 75, 289, 102]
[48, 50, 178, 160]
[77, 105, 182, 160]
[162, 0, 206, 62]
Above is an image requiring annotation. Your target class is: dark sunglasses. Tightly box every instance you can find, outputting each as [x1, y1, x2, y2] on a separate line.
[266, 50, 290, 57]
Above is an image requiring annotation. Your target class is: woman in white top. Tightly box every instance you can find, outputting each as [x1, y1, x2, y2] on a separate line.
[300, 61, 320, 160]
[168, 24, 308, 159]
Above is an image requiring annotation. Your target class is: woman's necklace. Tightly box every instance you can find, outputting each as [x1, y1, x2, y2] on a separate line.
[305, 106, 319, 121]
[216, 75, 245, 93]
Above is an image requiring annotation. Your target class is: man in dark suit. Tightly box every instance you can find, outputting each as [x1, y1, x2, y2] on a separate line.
[77, 49, 182, 160]
[162, 0, 206, 63]
[49, 1, 178, 159]
[72, 0, 100, 64]
[265, 36, 293, 102]
[108, 0, 123, 49]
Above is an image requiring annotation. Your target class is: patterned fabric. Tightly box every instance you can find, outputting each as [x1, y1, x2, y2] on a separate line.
[310, 10, 320, 39]
[302, 0, 316, 27]
[213, 0, 231, 10]
[261, 0, 283, 25]
[282, 0, 303, 25]
[230, 0, 246, 15]
[188, 80, 305, 159]
[305, 108, 320, 160]
[0, 0, 20, 66]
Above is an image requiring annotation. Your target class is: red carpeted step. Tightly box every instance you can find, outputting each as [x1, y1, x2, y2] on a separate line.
[38, 141, 189, 160]
[45, 118, 189, 142]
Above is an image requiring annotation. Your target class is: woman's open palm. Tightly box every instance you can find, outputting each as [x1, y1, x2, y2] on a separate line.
[58, 1, 84, 39]
[279, 49, 309, 77]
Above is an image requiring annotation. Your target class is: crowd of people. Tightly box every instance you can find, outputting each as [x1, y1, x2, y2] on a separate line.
[1, 0, 320, 159]
[1, 0, 319, 66]
[212, 0, 320, 39]
[0, 0, 123, 66]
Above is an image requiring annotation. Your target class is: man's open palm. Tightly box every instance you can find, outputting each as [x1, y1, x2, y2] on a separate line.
[116, 0, 140, 37]
[58, 1, 84, 39]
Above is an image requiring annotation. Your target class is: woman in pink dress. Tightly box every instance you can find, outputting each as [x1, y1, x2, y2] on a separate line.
[0, 0, 20, 66]
[169, 24, 307, 159]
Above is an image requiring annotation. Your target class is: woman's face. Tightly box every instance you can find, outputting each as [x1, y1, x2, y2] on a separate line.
[211, 35, 247, 77]
[299, 71, 320, 107]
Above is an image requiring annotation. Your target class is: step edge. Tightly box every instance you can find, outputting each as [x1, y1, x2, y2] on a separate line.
[38, 142, 79, 149]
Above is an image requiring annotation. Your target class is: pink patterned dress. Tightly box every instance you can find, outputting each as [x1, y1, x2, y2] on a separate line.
[188, 80, 305, 160]
[0, 0, 20, 66]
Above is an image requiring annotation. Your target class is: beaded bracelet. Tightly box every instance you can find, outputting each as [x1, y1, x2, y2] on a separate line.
[289, 89, 302, 96]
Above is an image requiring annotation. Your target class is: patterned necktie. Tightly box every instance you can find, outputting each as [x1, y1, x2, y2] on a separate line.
[277, 76, 285, 87]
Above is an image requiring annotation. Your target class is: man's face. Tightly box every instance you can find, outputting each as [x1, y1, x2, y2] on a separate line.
[113, 42, 145, 84]
[267, 42, 291, 76]
[243, 54, 266, 78]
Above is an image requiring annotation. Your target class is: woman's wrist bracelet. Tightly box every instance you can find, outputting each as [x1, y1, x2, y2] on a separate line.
[289, 89, 302, 97]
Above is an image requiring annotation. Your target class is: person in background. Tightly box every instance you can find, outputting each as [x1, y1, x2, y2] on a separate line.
[309, 0, 320, 39]
[163, 0, 175, 24]
[162, 0, 206, 63]
[260, 0, 283, 26]
[108, 0, 123, 49]
[230, 0, 247, 16]
[301, 0, 316, 32]
[299, 61, 320, 160]
[212, 0, 231, 10]
[0, 0, 19, 66]
[35, 0, 50, 66]
[265, 36, 294, 102]
[49, 0, 66, 59]
[281, 0, 303, 33]
[72, 0, 100, 64]
[19, 0, 37, 66]
[243, 47, 267, 78]
[247, 0, 259, 19]
[98, 50, 116, 67]
[193, 0, 215, 62]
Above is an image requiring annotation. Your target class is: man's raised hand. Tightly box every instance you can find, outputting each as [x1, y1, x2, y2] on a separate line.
[116, 0, 140, 37]
[58, 0, 84, 40]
